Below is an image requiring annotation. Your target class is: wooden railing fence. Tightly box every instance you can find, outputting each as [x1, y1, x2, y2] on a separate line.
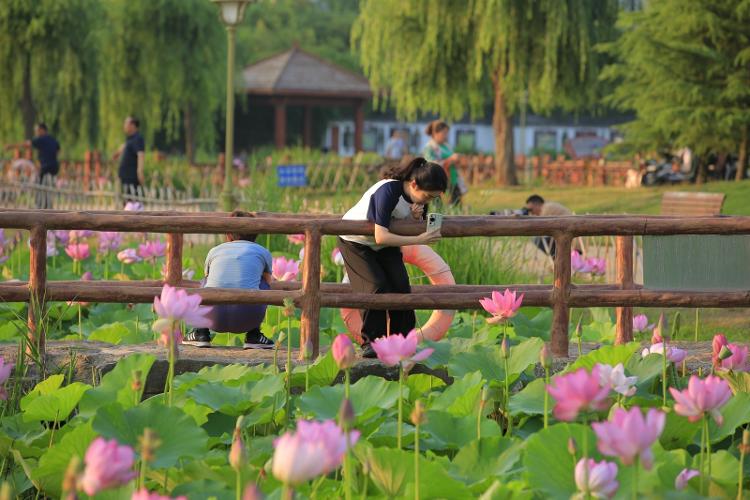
[1, 210, 745, 360]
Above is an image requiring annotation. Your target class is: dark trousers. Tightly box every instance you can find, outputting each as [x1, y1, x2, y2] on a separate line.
[120, 178, 141, 203]
[338, 237, 415, 342]
[36, 172, 56, 209]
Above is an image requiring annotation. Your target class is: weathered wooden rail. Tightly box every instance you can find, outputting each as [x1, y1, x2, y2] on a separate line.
[1, 209, 748, 359]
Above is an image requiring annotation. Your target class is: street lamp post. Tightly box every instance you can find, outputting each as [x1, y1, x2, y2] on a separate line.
[211, 0, 252, 212]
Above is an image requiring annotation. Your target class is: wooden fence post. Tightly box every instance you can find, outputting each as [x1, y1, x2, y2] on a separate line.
[551, 234, 572, 357]
[615, 236, 634, 344]
[165, 234, 183, 285]
[28, 225, 47, 356]
[299, 227, 322, 358]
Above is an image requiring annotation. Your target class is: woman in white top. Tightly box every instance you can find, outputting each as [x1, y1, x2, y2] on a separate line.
[338, 157, 448, 358]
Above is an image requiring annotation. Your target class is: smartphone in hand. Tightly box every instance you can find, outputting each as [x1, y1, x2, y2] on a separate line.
[426, 213, 443, 232]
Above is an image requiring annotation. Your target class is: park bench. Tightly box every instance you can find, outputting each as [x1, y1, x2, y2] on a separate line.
[660, 191, 725, 216]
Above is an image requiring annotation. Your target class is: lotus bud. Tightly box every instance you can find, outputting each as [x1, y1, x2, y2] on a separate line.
[131, 370, 143, 392]
[575, 317, 583, 338]
[339, 398, 355, 427]
[567, 437, 577, 456]
[540, 343, 552, 369]
[500, 337, 510, 359]
[282, 298, 295, 318]
[242, 484, 264, 500]
[653, 313, 667, 342]
[61, 456, 80, 500]
[277, 330, 287, 343]
[740, 429, 750, 455]
[303, 338, 314, 361]
[410, 400, 426, 426]
[229, 416, 246, 471]
[138, 428, 161, 464]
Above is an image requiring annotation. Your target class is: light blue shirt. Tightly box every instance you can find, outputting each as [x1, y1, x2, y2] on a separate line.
[204, 241, 272, 289]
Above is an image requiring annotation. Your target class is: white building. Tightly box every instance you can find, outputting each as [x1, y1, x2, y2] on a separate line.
[324, 114, 622, 158]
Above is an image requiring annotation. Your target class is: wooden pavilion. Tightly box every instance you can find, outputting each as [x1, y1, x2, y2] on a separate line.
[240, 46, 372, 151]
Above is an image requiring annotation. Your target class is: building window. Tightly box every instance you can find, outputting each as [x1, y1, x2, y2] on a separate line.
[343, 127, 353, 149]
[363, 126, 384, 152]
[534, 130, 557, 152]
[455, 130, 476, 153]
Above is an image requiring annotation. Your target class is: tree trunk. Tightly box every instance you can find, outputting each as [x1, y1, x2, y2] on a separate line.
[184, 103, 196, 165]
[737, 124, 747, 181]
[492, 76, 517, 186]
[696, 157, 707, 184]
[20, 52, 36, 140]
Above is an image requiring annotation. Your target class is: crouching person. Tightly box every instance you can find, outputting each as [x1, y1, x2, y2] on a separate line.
[184, 210, 274, 349]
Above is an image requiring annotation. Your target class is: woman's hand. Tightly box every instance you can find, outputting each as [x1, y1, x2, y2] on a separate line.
[410, 203, 425, 220]
[416, 230, 441, 245]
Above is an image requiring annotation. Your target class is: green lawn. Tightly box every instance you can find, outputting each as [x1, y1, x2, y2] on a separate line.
[464, 179, 750, 215]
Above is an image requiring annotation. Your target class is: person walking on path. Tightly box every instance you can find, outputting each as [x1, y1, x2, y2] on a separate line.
[338, 157, 447, 358]
[5, 122, 60, 208]
[422, 120, 466, 206]
[112, 116, 145, 199]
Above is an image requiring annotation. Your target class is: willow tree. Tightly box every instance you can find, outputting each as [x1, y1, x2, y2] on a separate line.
[602, 0, 750, 181]
[0, 0, 100, 147]
[353, 0, 618, 185]
[98, 0, 224, 161]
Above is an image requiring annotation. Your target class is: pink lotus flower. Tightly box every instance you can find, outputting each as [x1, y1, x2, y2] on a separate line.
[675, 468, 700, 490]
[712, 333, 728, 366]
[131, 490, 187, 500]
[592, 407, 665, 469]
[287, 234, 305, 245]
[273, 256, 300, 281]
[98, 231, 123, 253]
[712, 334, 749, 371]
[332, 334, 356, 370]
[587, 257, 607, 276]
[272, 419, 359, 485]
[670, 375, 732, 425]
[65, 243, 90, 261]
[238, 178, 250, 188]
[371, 330, 434, 370]
[117, 248, 141, 264]
[574, 458, 619, 499]
[153, 285, 212, 328]
[546, 366, 611, 421]
[641, 343, 687, 364]
[138, 240, 166, 260]
[332, 247, 345, 266]
[80, 437, 136, 495]
[478, 289, 524, 324]
[571, 251, 592, 273]
[596, 363, 637, 397]
[124, 201, 143, 211]
[0, 358, 14, 400]
[632, 314, 654, 333]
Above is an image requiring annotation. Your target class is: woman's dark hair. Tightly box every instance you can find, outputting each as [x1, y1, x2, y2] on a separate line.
[386, 157, 447, 192]
[226, 210, 259, 242]
[425, 120, 449, 137]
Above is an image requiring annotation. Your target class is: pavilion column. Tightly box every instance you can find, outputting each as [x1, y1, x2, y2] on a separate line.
[303, 105, 313, 147]
[354, 100, 364, 153]
[274, 99, 287, 149]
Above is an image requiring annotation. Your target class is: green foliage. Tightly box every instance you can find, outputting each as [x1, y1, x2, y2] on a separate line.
[0, 0, 101, 144]
[97, 0, 224, 152]
[602, 0, 750, 159]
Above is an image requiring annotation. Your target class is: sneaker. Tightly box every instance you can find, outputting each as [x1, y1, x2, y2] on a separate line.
[244, 329, 274, 350]
[184, 328, 211, 348]
[361, 343, 377, 359]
